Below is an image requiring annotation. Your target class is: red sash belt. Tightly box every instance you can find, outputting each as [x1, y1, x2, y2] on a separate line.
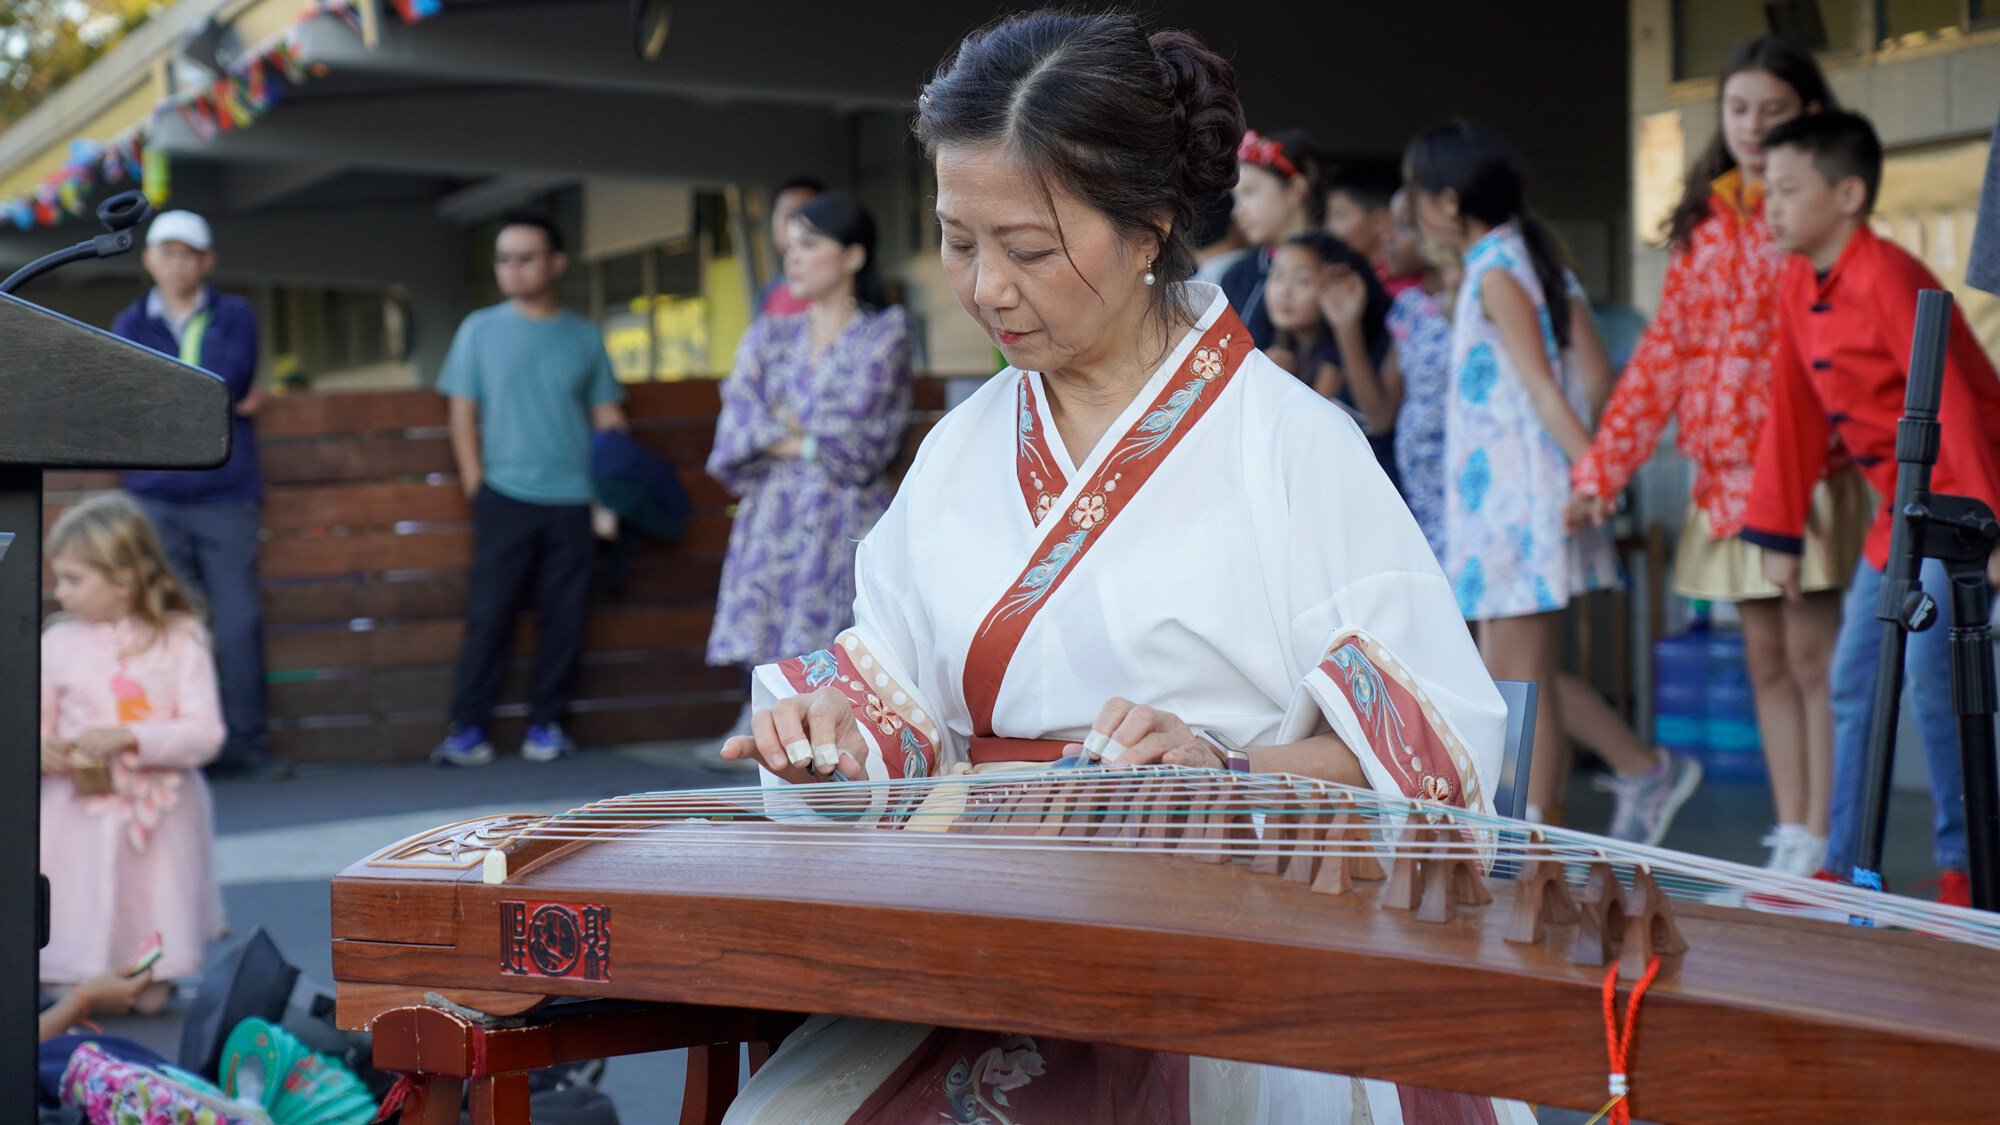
[967, 737, 1072, 764]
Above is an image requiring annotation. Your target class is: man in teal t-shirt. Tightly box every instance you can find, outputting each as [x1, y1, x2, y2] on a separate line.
[433, 212, 627, 766]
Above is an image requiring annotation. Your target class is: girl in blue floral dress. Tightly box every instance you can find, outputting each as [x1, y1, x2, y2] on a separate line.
[1406, 122, 1697, 834]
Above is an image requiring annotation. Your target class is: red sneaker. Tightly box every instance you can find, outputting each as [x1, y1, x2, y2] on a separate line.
[1737, 869, 1847, 919]
[1936, 869, 1971, 908]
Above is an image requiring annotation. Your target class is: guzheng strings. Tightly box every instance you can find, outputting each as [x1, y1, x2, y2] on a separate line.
[427, 766, 2000, 951]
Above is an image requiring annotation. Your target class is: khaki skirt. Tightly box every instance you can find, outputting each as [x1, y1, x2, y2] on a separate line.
[1673, 471, 1873, 602]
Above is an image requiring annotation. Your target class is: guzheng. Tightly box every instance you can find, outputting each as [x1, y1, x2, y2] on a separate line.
[333, 767, 2000, 1122]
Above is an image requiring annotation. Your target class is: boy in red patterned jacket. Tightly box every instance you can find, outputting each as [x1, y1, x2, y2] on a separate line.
[1743, 110, 2000, 903]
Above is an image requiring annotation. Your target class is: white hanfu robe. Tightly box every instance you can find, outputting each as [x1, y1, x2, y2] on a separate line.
[726, 284, 1535, 1124]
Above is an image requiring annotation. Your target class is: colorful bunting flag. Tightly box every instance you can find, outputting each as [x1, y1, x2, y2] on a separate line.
[142, 145, 170, 207]
[390, 0, 443, 24]
[3, 0, 382, 229]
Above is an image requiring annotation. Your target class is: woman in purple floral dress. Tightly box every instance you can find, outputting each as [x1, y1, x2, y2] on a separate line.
[706, 193, 912, 729]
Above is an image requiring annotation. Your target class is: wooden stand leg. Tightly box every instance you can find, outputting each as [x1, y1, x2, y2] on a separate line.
[467, 1072, 533, 1125]
[681, 1043, 741, 1125]
[401, 1077, 465, 1125]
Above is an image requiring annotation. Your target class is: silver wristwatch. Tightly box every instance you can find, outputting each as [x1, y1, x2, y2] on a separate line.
[1192, 728, 1252, 773]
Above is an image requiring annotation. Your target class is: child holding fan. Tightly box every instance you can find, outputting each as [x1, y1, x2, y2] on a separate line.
[1406, 121, 1701, 841]
[40, 493, 225, 1005]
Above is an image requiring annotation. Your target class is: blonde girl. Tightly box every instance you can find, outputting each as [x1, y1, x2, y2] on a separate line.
[40, 492, 225, 1005]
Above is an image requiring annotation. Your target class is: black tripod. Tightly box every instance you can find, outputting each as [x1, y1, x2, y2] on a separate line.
[1852, 288, 2000, 912]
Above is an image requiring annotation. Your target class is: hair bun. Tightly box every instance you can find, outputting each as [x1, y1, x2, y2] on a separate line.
[1150, 30, 1243, 215]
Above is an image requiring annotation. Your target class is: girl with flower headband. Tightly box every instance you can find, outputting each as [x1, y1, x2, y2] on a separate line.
[1217, 127, 1325, 348]
[40, 492, 225, 1009]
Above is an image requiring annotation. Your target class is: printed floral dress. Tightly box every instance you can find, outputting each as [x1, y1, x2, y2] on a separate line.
[1444, 223, 1618, 620]
[1388, 285, 1452, 561]
[706, 306, 913, 667]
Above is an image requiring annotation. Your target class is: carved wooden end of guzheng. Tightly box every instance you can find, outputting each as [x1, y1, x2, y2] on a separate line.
[330, 773, 2000, 1124]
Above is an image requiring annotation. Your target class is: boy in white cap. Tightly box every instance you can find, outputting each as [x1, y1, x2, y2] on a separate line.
[112, 210, 286, 780]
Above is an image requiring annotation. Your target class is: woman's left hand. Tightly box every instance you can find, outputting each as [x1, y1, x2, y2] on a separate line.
[1063, 697, 1223, 768]
[69, 727, 135, 765]
[1317, 263, 1368, 328]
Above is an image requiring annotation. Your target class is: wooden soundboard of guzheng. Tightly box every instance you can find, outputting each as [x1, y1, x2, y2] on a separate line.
[331, 773, 2000, 1121]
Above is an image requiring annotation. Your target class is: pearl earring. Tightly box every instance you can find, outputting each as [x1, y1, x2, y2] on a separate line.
[1143, 264, 1156, 286]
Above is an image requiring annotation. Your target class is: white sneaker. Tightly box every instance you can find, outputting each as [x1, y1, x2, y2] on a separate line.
[1597, 750, 1703, 846]
[1761, 827, 1827, 878]
[1794, 833, 1828, 878]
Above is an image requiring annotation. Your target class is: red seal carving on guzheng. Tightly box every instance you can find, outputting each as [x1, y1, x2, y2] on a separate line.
[500, 900, 611, 982]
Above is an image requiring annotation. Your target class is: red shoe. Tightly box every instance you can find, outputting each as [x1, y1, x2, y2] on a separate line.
[1737, 868, 1847, 919]
[1936, 869, 1971, 908]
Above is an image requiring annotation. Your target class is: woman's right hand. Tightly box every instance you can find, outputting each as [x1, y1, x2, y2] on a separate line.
[718, 687, 871, 783]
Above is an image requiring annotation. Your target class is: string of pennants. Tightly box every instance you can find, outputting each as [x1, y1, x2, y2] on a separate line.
[4, 0, 437, 231]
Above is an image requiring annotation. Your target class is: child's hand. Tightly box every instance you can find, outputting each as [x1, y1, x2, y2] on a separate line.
[1988, 546, 2000, 590]
[40, 736, 71, 776]
[1316, 264, 1369, 328]
[1564, 490, 1611, 531]
[74, 966, 154, 1016]
[1764, 551, 1803, 601]
[70, 727, 136, 765]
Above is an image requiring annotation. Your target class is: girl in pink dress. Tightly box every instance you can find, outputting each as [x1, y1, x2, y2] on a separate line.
[40, 492, 225, 1003]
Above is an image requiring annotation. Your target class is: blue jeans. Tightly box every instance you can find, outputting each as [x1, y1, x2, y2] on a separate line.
[131, 496, 271, 763]
[1827, 556, 1967, 874]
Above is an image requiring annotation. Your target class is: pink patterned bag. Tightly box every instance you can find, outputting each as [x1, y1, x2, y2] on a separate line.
[60, 1041, 272, 1125]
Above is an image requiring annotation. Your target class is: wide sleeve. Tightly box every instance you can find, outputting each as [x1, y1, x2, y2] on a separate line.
[1261, 398, 1507, 818]
[749, 476, 962, 784]
[127, 622, 225, 770]
[803, 308, 913, 488]
[1571, 246, 1697, 499]
[1740, 305, 1829, 555]
[705, 318, 792, 493]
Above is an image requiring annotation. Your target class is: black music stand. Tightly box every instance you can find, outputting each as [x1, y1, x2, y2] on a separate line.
[1852, 289, 2000, 911]
[0, 196, 230, 1106]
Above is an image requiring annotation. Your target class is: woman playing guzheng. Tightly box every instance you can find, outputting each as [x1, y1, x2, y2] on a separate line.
[717, 10, 1530, 1123]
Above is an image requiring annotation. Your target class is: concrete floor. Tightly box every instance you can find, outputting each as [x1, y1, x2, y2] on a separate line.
[75, 744, 1953, 1122]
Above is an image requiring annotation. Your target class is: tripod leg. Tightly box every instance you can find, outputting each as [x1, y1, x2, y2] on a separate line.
[1947, 568, 2000, 911]
[1856, 619, 1912, 890]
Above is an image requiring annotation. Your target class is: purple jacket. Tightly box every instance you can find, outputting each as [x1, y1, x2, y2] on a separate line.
[113, 286, 263, 503]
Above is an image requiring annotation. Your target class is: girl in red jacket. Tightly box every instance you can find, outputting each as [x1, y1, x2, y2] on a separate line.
[1567, 37, 1868, 876]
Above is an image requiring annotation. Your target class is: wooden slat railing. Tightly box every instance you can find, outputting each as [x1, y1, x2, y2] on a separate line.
[44, 377, 953, 764]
